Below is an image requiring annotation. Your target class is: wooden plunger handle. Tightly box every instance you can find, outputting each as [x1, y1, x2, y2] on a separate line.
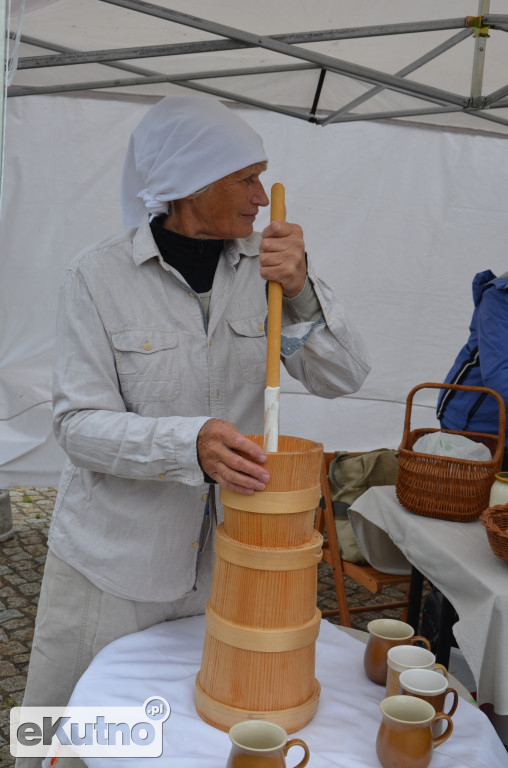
[265, 183, 285, 388]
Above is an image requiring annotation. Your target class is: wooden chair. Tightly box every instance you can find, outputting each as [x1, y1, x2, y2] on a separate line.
[315, 451, 411, 627]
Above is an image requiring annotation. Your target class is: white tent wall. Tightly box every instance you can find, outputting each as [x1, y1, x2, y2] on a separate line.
[1, 93, 508, 487]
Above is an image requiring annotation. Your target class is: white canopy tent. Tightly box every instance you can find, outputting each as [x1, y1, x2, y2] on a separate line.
[1, 0, 508, 486]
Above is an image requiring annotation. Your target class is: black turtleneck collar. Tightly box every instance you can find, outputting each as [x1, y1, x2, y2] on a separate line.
[150, 216, 224, 294]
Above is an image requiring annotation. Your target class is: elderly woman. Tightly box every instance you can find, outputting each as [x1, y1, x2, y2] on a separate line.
[17, 95, 369, 766]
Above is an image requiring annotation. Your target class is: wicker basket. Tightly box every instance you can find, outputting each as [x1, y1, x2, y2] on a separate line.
[481, 505, 508, 564]
[396, 383, 505, 522]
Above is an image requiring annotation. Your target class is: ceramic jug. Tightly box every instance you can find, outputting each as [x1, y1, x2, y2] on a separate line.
[489, 472, 508, 506]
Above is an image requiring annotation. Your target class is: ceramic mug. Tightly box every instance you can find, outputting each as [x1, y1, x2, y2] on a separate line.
[376, 695, 453, 768]
[386, 644, 448, 698]
[364, 618, 431, 685]
[226, 720, 310, 768]
[399, 668, 459, 737]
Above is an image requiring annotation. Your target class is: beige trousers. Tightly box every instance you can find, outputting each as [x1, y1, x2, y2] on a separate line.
[15, 544, 213, 768]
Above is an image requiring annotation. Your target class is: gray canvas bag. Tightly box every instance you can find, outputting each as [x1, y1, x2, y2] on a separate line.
[328, 449, 399, 563]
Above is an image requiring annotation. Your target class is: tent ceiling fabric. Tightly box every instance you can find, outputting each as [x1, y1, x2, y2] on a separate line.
[7, 0, 508, 136]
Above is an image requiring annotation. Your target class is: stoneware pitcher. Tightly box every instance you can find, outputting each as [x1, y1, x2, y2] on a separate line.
[364, 618, 431, 685]
[376, 695, 453, 768]
[226, 720, 310, 768]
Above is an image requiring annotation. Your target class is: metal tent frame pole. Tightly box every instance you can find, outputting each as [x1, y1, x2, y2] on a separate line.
[322, 28, 473, 126]
[469, 0, 490, 107]
[97, 1, 468, 108]
[0, 0, 7, 209]
[464, 2, 508, 128]
[16, 18, 474, 70]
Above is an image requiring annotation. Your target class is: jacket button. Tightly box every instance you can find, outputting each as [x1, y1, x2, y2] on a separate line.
[202, 493, 208, 501]
[143, 342, 152, 351]
[159, 473, 165, 480]
[192, 541, 199, 549]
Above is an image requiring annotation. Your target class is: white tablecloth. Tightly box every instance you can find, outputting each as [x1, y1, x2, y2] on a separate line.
[348, 485, 508, 716]
[42, 615, 508, 767]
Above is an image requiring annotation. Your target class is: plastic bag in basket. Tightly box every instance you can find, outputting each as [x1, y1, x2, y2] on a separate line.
[412, 431, 492, 461]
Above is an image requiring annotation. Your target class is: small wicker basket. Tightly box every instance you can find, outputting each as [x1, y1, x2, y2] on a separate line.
[396, 383, 505, 522]
[481, 505, 508, 564]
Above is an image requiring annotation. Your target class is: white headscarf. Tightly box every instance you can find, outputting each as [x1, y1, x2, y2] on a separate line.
[121, 95, 268, 228]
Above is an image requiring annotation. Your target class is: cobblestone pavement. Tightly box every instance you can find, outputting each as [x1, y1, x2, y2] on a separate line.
[0, 489, 56, 767]
[0, 488, 410, 767]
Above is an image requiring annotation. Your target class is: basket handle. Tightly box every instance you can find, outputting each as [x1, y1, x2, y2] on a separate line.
[402, 382, 506, 464]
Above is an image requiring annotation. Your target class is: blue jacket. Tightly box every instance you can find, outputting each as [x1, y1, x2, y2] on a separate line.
[437, 270, 508, 455]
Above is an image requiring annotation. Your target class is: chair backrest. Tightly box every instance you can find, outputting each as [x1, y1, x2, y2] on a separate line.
[316, 452, 410, 627]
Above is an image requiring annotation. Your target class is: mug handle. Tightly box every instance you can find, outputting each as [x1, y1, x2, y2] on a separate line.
[410, 635, 431, 650]
[433, 663, 449, 679]
[444, 687, 459, 717]
[284, 738, 310, 768]
[432, 712, 454, 747]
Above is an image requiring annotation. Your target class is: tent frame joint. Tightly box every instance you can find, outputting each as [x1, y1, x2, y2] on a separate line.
[468, 95, 487, 108]
[465, 16, 490, 36]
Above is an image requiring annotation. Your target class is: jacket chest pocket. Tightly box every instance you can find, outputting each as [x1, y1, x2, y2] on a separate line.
[111, 329, 181, 403]
[227, 315, 267, 384]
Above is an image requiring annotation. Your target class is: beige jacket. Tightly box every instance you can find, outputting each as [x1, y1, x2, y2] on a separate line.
[49, 217, 370, 601]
